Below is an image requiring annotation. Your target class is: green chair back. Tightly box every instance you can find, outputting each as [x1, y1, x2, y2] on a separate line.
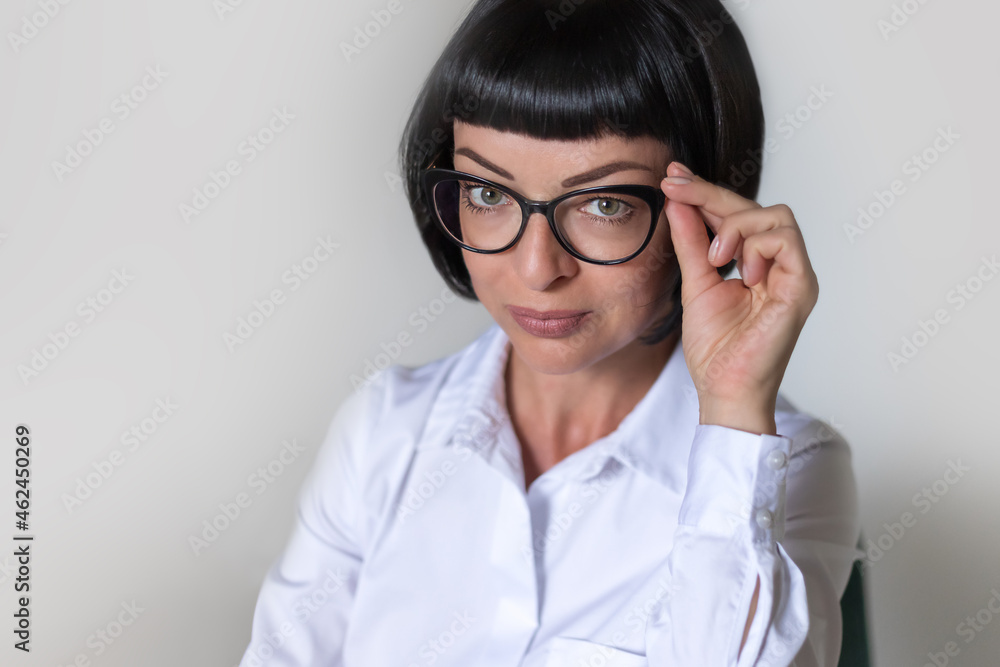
[836, 546, 872, 666]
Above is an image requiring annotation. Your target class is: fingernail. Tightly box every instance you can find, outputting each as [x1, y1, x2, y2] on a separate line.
[708, 236, 720, 262]
[663, 177, 691, 186]
[673, 161, 694, 177]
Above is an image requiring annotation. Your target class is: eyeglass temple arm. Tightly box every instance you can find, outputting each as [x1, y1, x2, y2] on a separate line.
[427, 150, 450, 170]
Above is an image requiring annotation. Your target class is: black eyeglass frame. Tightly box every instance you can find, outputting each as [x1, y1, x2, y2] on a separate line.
[421, 166, 667, 265]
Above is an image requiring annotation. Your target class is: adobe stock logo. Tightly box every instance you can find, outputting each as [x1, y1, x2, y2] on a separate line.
[223, 236, 341, 352]
[339, 0, 410, 63]
[179, 107, 295, 224]
[61, 398, 180, 513]
[51, 65, 169, 183]
[877, 0, 934, 41]
[861, 459, 969, 569]
[16, 268, 135, 385]
[188, 438, 306, 556]
[213, 0, 250, 21]
[844, 126, 959, 244]
[887, 254, 997, 372]
[7, 0, 75, 54]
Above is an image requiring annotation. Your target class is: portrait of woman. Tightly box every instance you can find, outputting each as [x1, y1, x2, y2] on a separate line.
[238, 0, 862, 665]
[5, 0, 996, 663]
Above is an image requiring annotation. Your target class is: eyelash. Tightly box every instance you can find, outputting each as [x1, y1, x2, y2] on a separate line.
[458, 182, 637, 225]
[459, 182, 513, 215]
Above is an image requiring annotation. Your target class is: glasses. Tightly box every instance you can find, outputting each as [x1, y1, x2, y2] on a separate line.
[421, 165, 666, 265]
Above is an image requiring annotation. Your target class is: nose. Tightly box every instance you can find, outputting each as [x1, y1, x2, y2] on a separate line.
[510, 212, 578, 290]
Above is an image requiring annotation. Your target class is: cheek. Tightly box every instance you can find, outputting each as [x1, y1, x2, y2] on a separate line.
[462, 250, 482, 277]
[462, 253, 501, 297]
[608, 243, 677, 310]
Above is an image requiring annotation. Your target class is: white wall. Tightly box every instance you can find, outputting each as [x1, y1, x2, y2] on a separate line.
[0, 1, 996, 665]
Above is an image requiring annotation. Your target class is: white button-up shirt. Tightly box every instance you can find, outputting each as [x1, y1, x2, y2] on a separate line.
[239, 323, 862, 666]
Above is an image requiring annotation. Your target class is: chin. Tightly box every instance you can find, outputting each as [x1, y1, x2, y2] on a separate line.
[504, 322, 616, 375]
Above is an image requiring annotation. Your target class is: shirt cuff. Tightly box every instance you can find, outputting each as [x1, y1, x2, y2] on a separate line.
[677, 423, 793, 544]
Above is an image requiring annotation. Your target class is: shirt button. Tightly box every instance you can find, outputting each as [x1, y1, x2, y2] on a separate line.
[766, 449, 788, 470]
[755, 509, 773, 530]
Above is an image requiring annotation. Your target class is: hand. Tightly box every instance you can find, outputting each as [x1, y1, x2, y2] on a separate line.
[660, 161, 819, 435]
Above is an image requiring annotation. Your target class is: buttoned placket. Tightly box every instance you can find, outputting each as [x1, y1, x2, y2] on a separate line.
[446, 399, 540, 664]
[446, 331, 662, 664]
[459, 389, 637, 664]
[750, 438, 791, 544]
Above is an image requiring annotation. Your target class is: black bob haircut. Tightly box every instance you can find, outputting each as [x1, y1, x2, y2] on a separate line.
[399, 0, 763, 345]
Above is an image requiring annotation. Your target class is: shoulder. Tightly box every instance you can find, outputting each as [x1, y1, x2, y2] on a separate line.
[773, 392, 860, 544]
[773, 393, 853, 469]
[346, 324, 501, 442]
[299, 327, 500, 551]
[313, 324, 502, 510]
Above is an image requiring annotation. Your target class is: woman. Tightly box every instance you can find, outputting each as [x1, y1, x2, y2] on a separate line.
[239, 0, 862, 665]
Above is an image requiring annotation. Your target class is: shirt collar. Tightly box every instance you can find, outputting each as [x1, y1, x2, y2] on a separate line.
[416, 322, 701, 493]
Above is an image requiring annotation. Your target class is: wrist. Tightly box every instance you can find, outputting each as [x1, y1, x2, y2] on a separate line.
[699, 399, 777, 436]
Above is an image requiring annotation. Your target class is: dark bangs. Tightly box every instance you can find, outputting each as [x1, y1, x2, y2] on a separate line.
[399, 0, 763, 344]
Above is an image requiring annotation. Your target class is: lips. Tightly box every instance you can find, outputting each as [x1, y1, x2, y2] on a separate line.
[506, 306, 590, 320]
[506, 305, 592, 338]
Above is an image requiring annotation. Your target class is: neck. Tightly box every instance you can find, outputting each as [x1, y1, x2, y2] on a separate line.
[503, 327, 680, 463]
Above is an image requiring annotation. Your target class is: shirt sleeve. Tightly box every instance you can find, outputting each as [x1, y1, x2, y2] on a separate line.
[644, 420, 862, 667]
[237, 376, 387, 667]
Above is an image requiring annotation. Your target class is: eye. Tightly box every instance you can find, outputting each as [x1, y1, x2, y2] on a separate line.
[582, 197, 628, 217]
[588, 198, 623, 216]
[474, 187, 504, 206]
[462, 183, 508, 207]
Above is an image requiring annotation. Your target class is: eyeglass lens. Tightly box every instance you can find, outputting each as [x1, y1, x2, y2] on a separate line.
[430, 178, 653, 262]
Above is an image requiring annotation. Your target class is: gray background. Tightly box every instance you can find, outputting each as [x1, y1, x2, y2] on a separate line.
[0, 0, 997, 665]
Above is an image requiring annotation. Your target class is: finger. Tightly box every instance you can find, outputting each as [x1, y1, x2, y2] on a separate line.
[662, 197, 722, 301]
[709, 204, 800, 269]
[661, 161, 761, 232]
[739, 227, 814, 290]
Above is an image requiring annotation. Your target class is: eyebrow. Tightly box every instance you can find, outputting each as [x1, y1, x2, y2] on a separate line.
[453, 147, 656, 188]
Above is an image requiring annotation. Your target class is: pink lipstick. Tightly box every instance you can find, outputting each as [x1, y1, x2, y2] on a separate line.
[506, 306, 591, 338]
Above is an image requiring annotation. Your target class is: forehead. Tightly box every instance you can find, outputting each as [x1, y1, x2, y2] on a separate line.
[452, 120, 669, 170]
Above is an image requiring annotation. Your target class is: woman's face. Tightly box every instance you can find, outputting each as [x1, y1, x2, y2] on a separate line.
[451, 120, 679, 375]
